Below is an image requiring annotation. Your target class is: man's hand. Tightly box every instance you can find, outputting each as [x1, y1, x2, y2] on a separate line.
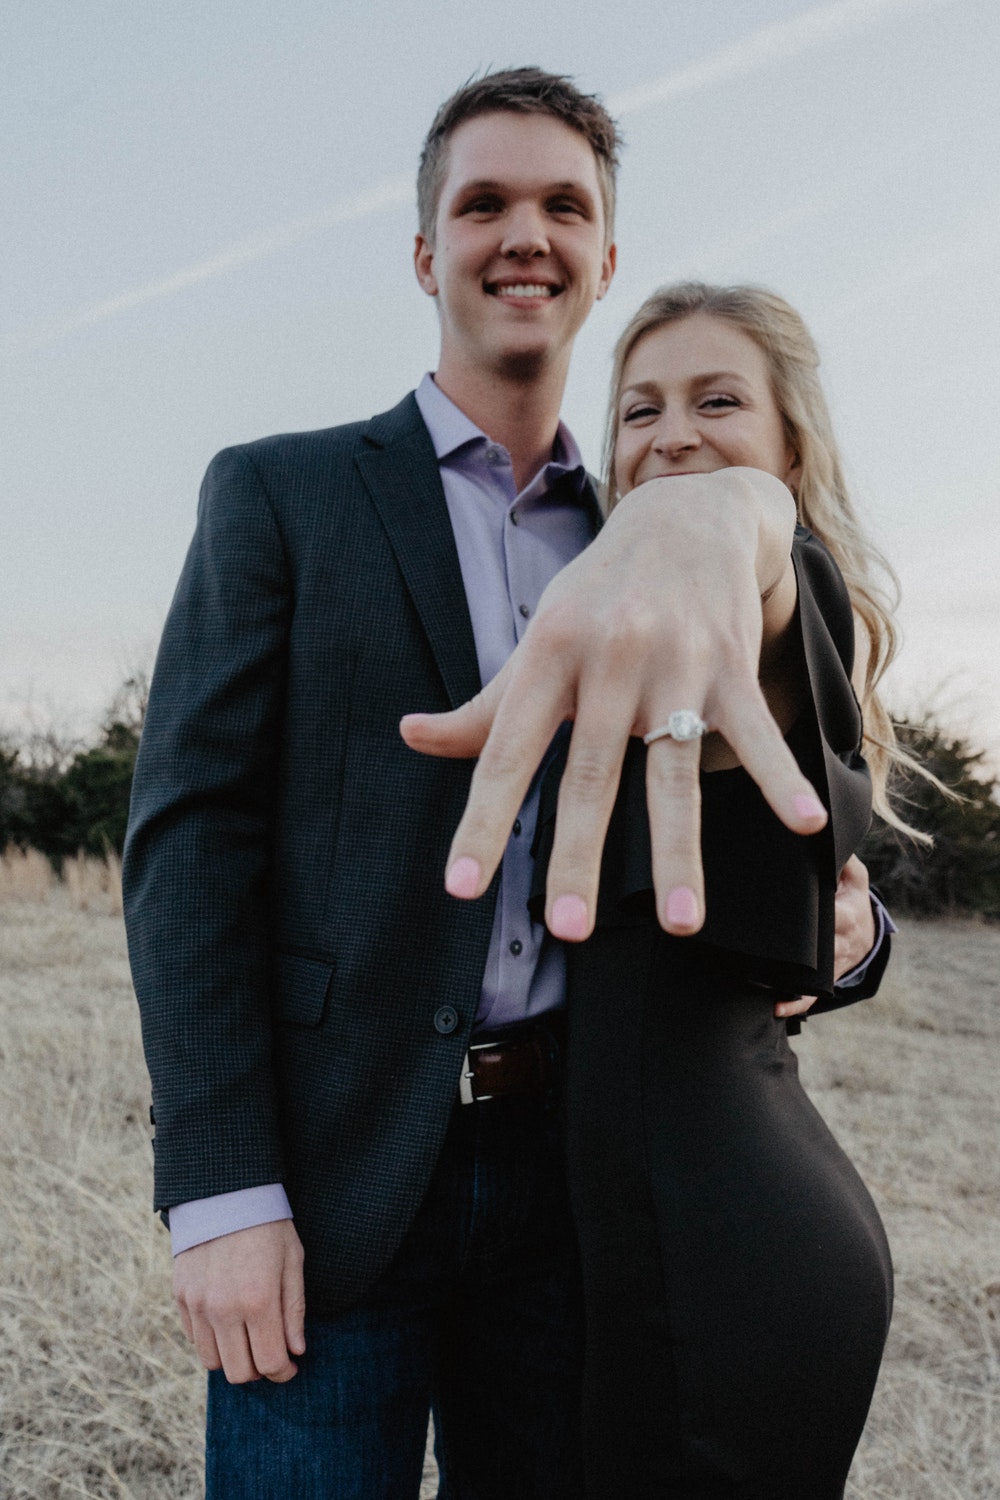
[173, 1219, 306, 1385]
[401, 469, 826, 939]
[774, 855, 876, 1018]
[831, 854, 875, 980]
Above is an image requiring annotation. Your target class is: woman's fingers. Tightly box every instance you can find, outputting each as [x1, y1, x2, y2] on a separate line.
[400, 470, 820, 930]
[541, 679, 636, 941]
[644, 729, 706, 935]
[712, 681, 827, 836]
[439, 646, 573, 899]
[400, 665, 510, 760]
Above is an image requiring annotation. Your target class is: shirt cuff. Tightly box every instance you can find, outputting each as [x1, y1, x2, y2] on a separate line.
[169, 1184, 293, 1257]
[836, 890, 898, 989]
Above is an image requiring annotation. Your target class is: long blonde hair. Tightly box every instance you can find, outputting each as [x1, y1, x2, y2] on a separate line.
[604, 281, 923, 837]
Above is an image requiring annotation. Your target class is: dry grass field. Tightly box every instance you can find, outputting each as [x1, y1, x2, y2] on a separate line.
[1, 851, 997, 1498]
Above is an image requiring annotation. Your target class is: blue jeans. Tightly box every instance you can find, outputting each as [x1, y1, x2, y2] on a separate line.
[206, 1094, 585, 1499]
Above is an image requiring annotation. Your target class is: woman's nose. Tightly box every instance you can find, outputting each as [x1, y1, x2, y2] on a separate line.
[651, 411, 701, 455]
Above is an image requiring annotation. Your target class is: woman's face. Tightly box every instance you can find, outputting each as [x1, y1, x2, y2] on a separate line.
[614, 312, 800, 497]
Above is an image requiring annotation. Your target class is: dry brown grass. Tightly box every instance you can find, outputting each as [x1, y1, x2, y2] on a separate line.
[0, 847, 55, 903]
[61, 851, 123, 918]
[0, 846, 122, 916]
[800, 921, 1000, 1498]
[0, 888, 996, 1497]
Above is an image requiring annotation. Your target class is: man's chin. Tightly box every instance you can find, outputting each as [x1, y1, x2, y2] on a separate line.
[493, 346, 552, 382]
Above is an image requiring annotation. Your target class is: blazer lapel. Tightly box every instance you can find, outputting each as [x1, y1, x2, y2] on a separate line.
[580, 473, 604, 537]
[356, 395, 483, 710]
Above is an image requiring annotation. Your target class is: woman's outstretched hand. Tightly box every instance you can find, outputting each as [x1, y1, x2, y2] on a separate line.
[401, 468, 827, 941]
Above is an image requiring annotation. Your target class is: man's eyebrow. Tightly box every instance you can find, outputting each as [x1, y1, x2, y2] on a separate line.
[452, 178, 597, 201]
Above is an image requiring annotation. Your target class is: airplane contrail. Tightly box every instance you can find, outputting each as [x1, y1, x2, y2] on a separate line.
[6, 0, 955, 355]
[6, 176, 414, 356]
[605, 0, 950, 114]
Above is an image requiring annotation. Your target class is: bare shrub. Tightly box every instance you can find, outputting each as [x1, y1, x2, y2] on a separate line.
[0, 845, 53, 902]
[62, 849, 123, 917]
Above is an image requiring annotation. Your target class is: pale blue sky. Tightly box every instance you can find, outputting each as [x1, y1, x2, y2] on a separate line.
[3, 0, 998, 758]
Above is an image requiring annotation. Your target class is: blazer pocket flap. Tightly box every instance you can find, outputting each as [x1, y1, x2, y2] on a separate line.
[272, 952, 335, 1028]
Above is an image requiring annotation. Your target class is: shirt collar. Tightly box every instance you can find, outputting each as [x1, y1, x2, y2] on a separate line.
[414, 372, 587, 490]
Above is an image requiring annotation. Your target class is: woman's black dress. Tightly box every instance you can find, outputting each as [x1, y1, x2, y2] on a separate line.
[532, 529, 893, 1499]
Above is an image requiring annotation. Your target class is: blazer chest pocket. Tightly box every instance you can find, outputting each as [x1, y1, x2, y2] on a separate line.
[272, 951, 335, 1028]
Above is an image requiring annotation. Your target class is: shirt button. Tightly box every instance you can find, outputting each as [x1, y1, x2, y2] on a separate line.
[509, 939, 523, 956]
[519, 604, 530, 619]
[433, 1005, 459, 1035]
[513, 819, 522, 836]
[486, 445, 505, 466]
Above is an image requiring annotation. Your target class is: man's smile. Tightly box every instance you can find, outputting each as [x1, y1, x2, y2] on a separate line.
[485, 280, 562, 299]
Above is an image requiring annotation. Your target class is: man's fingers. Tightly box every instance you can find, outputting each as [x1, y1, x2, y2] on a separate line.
[184, 1307, 228, 1376]
[400, 665, 510, 760]
[775, 994, 818, 1018]
[175, 1294, 195, 1345]
[246, 1307, 299, 1384]
[833, 856, 875, 978]
[212, 1317, 264, 1385]
[645, 734, 706, 935]
[282, 1241, 307, 1359]
[171, 1222, 304, 1385]
[542, 690, 635, 941]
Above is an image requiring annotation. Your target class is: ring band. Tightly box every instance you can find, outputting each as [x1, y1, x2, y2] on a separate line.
[643, 710, 708, 746]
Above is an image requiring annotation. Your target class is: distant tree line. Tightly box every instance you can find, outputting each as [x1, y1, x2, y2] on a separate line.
[0, 676, 146, 864]
[1, 680, 998, 917]
[861, 717, 1000, 920]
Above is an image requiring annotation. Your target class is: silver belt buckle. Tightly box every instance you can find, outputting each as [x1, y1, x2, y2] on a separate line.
[459, 1039, 494, 1105]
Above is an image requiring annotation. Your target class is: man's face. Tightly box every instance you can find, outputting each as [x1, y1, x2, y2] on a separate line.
[414, 112, 616, 387]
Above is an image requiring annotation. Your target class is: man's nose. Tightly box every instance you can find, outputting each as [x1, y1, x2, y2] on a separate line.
[501, 203, 550, 257]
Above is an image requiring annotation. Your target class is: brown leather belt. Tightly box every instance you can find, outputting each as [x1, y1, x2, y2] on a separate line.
[458, 1021, 564, 1104]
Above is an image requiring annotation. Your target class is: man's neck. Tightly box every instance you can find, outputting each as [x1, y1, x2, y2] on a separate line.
[433, 358, 569, 493]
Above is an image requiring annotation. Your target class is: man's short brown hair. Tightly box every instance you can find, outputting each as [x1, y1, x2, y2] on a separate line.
[417, 67, 621, 246]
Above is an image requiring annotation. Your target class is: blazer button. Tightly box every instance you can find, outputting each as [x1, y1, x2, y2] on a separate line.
[433, 1005, 460, 1035]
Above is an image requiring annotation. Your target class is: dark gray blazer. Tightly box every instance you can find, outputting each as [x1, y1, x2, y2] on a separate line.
[125, 393, 528, 1311]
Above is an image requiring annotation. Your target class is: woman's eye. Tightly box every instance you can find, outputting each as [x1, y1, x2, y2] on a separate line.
[621, 404, 659, 423]
[699, 395, 740, 411]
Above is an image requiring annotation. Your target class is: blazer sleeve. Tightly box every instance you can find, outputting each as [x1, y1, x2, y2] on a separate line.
[123, 445, 292, 1212]
[531, 527, 877, 1003]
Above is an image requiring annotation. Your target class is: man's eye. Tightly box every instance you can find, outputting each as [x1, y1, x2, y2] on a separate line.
[463, 198, 501, 215]
[549, 199, 584, 215]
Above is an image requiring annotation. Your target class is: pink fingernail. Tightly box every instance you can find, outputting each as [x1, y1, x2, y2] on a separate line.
[550, 895, 589, 941]
[445, 857, 481, 899]
[793, 794, 826, 822]
[665, 886, 699, 929]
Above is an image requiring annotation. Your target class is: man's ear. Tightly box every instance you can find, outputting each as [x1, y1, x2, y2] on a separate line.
[414, 233, 438, 297]
[596, 242, 617, 302]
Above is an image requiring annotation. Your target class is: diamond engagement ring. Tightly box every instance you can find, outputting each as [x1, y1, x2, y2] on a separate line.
[643, 711, 709, 746]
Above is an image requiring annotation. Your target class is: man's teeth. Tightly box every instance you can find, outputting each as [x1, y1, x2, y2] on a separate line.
[495, 283, 554, 298]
